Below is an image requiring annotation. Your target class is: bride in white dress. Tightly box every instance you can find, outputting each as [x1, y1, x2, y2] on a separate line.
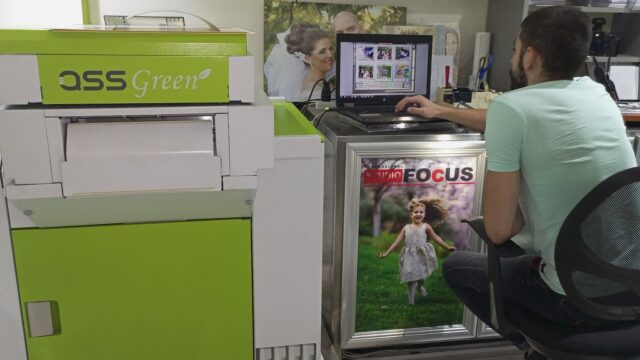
[264, 23, 335, 102]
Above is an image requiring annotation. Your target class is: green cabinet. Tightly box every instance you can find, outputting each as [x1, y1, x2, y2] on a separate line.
[12, 219, 253, 360]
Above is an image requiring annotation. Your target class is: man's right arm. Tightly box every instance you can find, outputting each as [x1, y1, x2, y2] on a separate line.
[395, 95, 486, 131]
[435, 107, 486, 131]
[483, 100, 526, 244]
[483, 170, 524, 244]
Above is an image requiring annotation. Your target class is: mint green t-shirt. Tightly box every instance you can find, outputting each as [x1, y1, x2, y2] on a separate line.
[485, 76, 636, 295]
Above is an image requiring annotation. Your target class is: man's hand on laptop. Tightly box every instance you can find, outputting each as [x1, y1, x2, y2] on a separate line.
[395, 95, 446, 119]
[396, 95, 488, 131]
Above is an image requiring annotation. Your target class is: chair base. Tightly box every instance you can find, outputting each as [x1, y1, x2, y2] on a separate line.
[528, 338, 640, 360]
[505, 303, 640, 359]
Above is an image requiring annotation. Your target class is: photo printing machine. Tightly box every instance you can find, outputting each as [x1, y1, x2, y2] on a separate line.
[0, 28, 323, 360]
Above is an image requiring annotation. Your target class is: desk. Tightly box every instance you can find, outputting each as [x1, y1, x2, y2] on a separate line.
[317, 111, 493, 356]
[623, 113, 640, 122]
[317, 110, 640, 358]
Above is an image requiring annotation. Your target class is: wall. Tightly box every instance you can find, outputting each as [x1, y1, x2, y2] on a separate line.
[0, 0, 83, 27]
[88, 0, 489, 90]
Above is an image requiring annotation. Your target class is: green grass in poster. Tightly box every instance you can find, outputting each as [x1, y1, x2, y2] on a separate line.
[355, 241, 463, 332]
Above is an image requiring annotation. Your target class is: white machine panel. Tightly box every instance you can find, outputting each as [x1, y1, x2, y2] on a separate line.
[0, 55, 41, 104]
[5, 183, 63, 200]
[45, 117, 68, 183]
[0, 185, 28, 360]
[43, 105, 229, 118]
[0, 109, 53, 185]
[65, 120, 214, 160]
[228, 95, 274, 176]
[253, 135, 324, 350]
[224, 176, 258, 190]
[7, 187, 254, 228]
[61, 121, 221, 196]
[61, 155, 221, 196]
[215, 114, 231, 176]
[229, 56, 255, 103]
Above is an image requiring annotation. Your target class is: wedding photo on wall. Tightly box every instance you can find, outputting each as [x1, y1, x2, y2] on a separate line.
[263, 1, 407, 101]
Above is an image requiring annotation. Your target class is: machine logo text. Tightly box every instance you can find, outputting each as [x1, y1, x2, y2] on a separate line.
[58, 68, 213, 97]
[59, 70, 127, 91]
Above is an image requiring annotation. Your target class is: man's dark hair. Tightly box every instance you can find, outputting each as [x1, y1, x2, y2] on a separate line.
[519, 6, 591, 80]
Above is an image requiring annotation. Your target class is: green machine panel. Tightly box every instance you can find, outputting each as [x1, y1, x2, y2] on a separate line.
[38, 55, 230, 104]
[0, 28, 248, 105]
[12, 219, 253, 360]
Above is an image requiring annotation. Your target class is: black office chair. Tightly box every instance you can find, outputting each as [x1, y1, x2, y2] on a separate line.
[464, 166, 640, 359]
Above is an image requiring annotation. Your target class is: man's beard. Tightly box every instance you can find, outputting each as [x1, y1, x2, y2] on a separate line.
[509, 52, 528, 90]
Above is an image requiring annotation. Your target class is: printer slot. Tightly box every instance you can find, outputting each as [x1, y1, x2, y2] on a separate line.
[60, 118, 221, 196]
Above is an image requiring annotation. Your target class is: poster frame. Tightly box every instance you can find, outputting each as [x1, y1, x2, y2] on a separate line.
[340, 141, 488, 349]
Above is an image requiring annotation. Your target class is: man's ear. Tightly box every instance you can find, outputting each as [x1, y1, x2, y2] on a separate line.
[522, 46, 540, 71]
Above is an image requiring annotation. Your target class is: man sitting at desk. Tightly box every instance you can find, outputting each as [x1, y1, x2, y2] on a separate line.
[398, 5, 636, 358]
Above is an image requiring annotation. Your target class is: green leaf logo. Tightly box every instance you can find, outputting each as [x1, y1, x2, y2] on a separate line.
[198, 69, 212, 80]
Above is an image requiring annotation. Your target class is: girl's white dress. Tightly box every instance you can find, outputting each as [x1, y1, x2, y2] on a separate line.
[399, 223, 438, 283]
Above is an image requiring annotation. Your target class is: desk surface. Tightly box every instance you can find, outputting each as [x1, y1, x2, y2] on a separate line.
[312, 108, 640, 139]
[311, 109, 483, 142]
[623, 113, 640, 122]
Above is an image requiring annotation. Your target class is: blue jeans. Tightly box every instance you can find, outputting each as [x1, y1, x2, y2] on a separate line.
[442, 251, 604, 348]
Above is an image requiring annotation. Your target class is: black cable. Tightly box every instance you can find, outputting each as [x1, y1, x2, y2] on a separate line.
[301, 78, 327, 115]
[592, 56, 619, 101]
[456, 101, 474, 109]
[302, 79, 335, 115]
[301, 98, 321, 118]
[321, 81, 332, 102]
[306, 79, 326, 105]
[605, 55, 619, 101]
[312, 108, 336, 128]
[302, 97, 337, 118]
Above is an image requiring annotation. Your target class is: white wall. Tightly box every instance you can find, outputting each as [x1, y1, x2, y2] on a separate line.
[88, 0, 488, 91]
[0, 0, 83, 28]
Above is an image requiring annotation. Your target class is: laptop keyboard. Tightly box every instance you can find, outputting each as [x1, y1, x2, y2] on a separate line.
[340, 108, 416, 118]
[350, 107, 410, 115]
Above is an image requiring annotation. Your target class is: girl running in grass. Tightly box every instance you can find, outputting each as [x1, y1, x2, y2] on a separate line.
[378, 198, 455, 304]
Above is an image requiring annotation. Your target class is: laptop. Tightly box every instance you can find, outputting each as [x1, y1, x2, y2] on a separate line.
[336, 33, 452, 132]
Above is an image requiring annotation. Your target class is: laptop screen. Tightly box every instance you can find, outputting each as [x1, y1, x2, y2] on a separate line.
[337, 33, 432, 107]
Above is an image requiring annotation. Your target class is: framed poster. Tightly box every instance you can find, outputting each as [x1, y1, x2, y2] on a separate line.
[340, 141, 486, 349]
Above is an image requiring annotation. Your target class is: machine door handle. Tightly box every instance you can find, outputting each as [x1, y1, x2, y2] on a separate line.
[25, 301, 60, 337]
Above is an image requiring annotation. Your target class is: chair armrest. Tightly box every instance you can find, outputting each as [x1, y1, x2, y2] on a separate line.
[462, 216, 525, 332]
[462, 217, 526, 258]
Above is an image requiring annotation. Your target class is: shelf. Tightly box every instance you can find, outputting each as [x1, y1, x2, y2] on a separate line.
[586, 55, 640, 63]
[529, 4, 640, 13]
[577, 6, 631, 13]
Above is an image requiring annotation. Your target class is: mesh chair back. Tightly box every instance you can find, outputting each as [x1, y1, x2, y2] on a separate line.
[555, 167, 640, 321]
